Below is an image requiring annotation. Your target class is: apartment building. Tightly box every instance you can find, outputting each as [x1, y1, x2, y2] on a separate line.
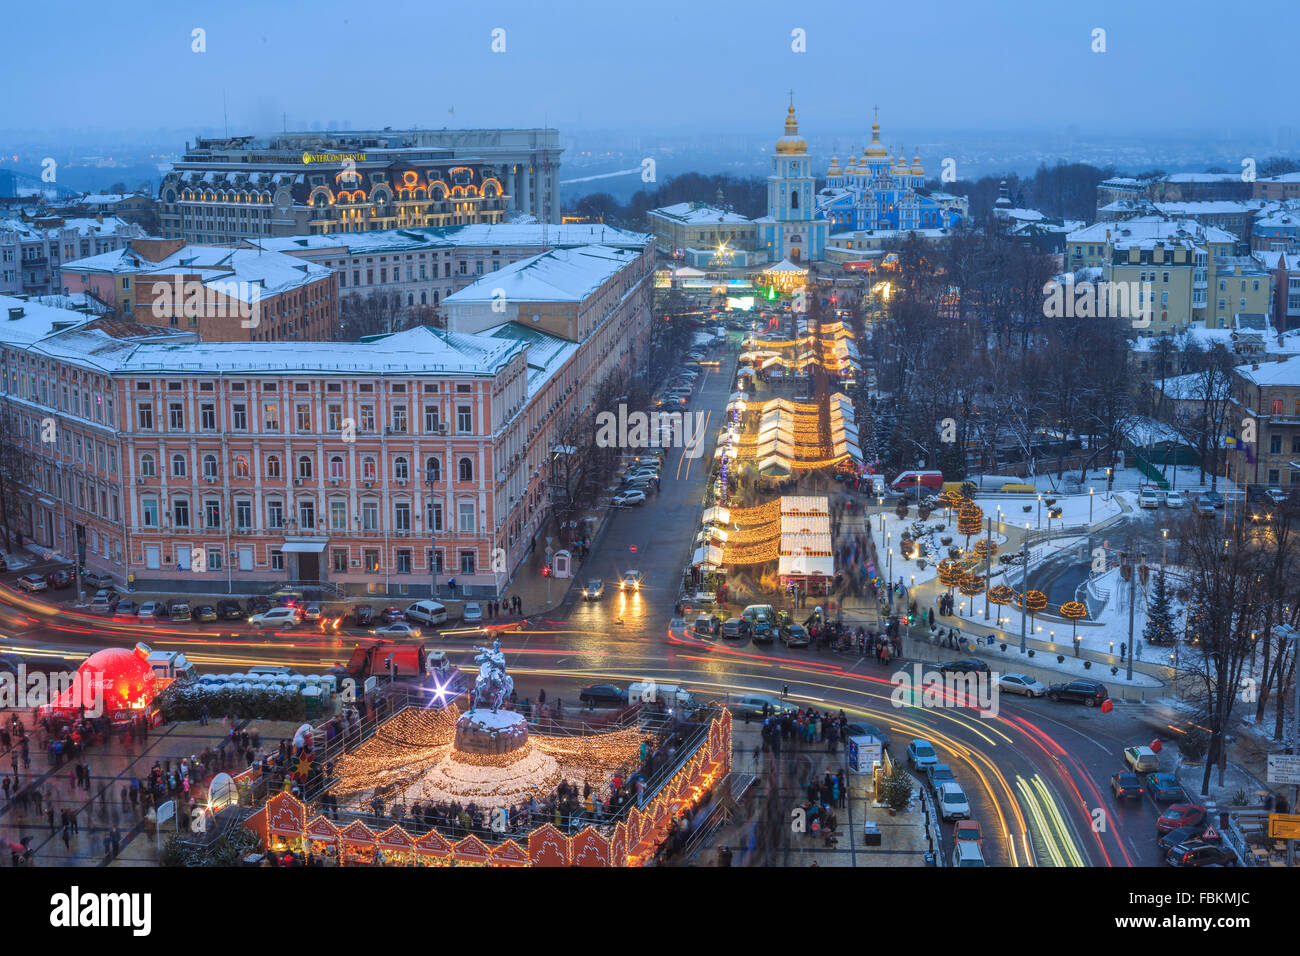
[1230, 353, 1300, 488]
[0, 215, 145, 296]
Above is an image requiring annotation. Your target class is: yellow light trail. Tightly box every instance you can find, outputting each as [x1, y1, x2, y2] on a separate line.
[1032, 774, 1085, 867]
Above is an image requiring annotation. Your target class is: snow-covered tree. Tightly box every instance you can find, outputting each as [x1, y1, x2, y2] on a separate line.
[1143, 567, 1177, 646]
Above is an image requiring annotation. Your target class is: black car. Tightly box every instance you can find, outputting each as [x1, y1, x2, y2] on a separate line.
[217, 600, 246, 620]
[248, 595, 273, 614]
[780, 624, 810, 647]
[1165, 842, 1236, 867]
[720, 619, 745, 640]
[46, 569, 74, 589]
[353, 605, 376, 626]
[938, 658, 991, 675]
[1046, 678, 1109, 707]
[1111, 771, 1144, 800]
[1157, 824, 1216, 853]
[579, 683, 626, 706]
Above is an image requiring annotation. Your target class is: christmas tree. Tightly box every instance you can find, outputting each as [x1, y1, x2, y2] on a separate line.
[1143, 567, 1177, 646]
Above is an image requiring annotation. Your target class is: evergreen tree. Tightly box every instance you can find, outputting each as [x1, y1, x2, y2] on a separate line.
[1143, 567, 1177, 646]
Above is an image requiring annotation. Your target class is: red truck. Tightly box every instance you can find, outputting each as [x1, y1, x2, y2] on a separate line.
[889, 470, 945, 496]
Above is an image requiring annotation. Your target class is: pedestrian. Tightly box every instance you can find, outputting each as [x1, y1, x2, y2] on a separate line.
[61, 822, 71, 850]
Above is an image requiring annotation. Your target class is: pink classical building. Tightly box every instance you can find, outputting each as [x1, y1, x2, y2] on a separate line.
[0, 238, 651, 598]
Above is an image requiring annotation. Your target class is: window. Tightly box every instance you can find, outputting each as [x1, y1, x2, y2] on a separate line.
[360, 404, 375, 431]
[202, 454, 218, 480]
[140, 454, 156, 477]
[232, 403, 248, 430]
[173, 498, 190, 528]
[299, 500, 315, 528]
[263, 403, 279, 430]
[429, 548, 444, 574]
[236, 499, 252, 529]
[171, 453, 187, 478]
[204, 500, 221, 529]
[362, 501, 379, 531]
[136, 404, 153, 430]
[332, 549, 348, 573]
[331, 500, 347, 531]
[457, 405, 472, 432]
[458, 501, 475, 533]
[234, 455, 250, 478]
[424, 405, 441, 432]
[391, 405, 407, 433]
[459, 550, 476, 574]
[1268, 469, 1281, 484]
[458, 457, 473, 482]
[142, 498, 158, 528]
[362, 456, 377, 481]
[271, 549, 284, 571]
[200, 403, 216, 430]
[169, 403, 184, 430]
[207, 548, 222, 571]
[296, 404, 312, 432]
[394, 502, 411, 531]
[1271, 435, 1283, 454]
[394, 456, 409, 480]
[297, 455, 313, 479]
[396, 550, 412, 573]
[267, 500, 284, 528]
[266, 455, 282, 479]
[1272, 399, 1284, 415]
[327, 403, 343, 431]
[426, 456, 441, 482]
[363, 549, 380, 572]
[329, 455, 345, 479]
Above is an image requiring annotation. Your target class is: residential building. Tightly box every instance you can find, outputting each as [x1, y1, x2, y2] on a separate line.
[0, 216, 146, 296]
[158, 128, 562, 243]
[1148, 173, 1252, 202]
[1230, 353, 1300, 488]
[646, 202, 758, 266]
[1254, 250, 1300, 330]
[1254, 172, 1300, 202]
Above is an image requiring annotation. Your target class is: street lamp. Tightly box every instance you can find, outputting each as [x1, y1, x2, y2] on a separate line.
[1089, 488, 1095, 523]
[1019, 523, 1030, 654]
[1106, 467, 1113, 501]
[1037, 493, 1042, 529]
[425, 465, 439, 599]
[1161, 528, 1168, 574]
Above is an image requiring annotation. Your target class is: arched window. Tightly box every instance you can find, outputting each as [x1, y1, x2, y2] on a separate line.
[266, 455, 281, 479]
[362, 456, 377, 481]
[202, 454, 218, 479]
[425, 456, 441, 482]
[171, 454, 187, 478]
[790, 191, 799, 210]
[297, 455, 313, 479]
[140, 454, 156, 477]
[458, 457, 473, 482]
[234, 455, 250, 478]
[394, 456, 409, 480]
[329, 455, 345, 479]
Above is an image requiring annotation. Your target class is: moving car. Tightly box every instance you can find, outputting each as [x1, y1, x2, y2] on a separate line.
[581, 579, 605, 600]
[462, 603, 484, 624]
[620, 570, 643, 592]
[1157, 803, 1208, 835]
[371, 622, 422, 639]
[193, 605, 219, 623]
[953, 820, 983, 847]
[1165, 843, 1237, 867]
[301, 604, 322, 623]
[1201, 490, 1225, 509]
[780, 624, 810, 647]
[249, 607, 300, 629]
[1124, 745, 1160, 773]
[939, 658, 990, 675]
[1157, 824, 1217, 852]
[938, 782, 971, 821]
[926, 763, 956, 790]
[579, 683, 626, 706]
[728, 694, 788, 718]
[46, 569, 74, 589]
[1146, 772, 1186, 804]
[953, 842, 986, 867]
[907, 739, 938, 770]
[613, 490, 647, 506]
[998, 673, 1046, 697]
[1046, 678, 1109, 707]
[1111, 771, 1144, 800]
[17, 573, 48, 593]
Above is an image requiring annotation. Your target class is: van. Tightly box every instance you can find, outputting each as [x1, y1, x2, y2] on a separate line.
[1000, 483, 1035, 494]
[627, 681, 697, 712]
[890, 470, 944, 494]
[953, 841, 986, 867]
[405, 600, 448, 626]
[742, 604, 775, 625]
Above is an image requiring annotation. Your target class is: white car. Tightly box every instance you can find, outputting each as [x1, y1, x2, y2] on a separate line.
[1138, 487, 1161, 509]
[999, 673, 1047, 697]
[938, 782, 971, 821]
[614, 490, 647, 506]
[1123, 745, 1160, 773]
[16, 573, 47, 593]
[462, 602, 483, 623]
[621, 570, 643, 591]
[1164, 491, 1185, 509]
[371, 621, 423, 639]
[953, 841, 986, 867]
[249, 607, 300, 629]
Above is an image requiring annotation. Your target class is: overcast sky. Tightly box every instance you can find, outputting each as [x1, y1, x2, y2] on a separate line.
[4, 0, 1295, 141]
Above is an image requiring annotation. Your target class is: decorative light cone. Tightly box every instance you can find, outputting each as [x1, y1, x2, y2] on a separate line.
[1060, 600, 1088, 644]
[957, 572, 984, 597]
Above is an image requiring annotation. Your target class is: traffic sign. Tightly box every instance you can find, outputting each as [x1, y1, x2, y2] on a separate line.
[630, 545, 637, 553]
[1268, 813, 1300, 840]
[1267, 753, 1300, 786]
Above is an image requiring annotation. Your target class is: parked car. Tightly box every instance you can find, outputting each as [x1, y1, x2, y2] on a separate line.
[1157, 803, 1208, 835]
[1124, 745, 1160, 773]
[938, 782, 971, 821]
[88, 590, 120, 615]
[1194, 496, 1216, 517]
[352, 605, 376, 626]
[1165, 843, 1237, 867]
[1138, 487, 1161, 509]
[998, 673, 1047, 697]
[136, 601, 163, 621]
[751, 621, 774, 644]
[780, 624, 810, 647]
[926, 763, 956, 790]
[217, 600, 246, 620]
[46, 569, 74, 589]
[1157, 824, 1217, 852]
[620, 570, 643, 591]
[111, 601, 140, 620]
[193, 605, 219, 623]
[82, 571, 114, 590]
[1164, 491, 1186, 509]
[581, 579, 605, 600]
[381, 606, 405, 624]
[727, 694, 789, 719]
[939, 658, 990, 675]
[248, 607, 300, 630]
[952, 841, 986, 867]
[167, 601, 192, 623]
[248, 596, 273, 614]
[301, 604, 322, 623]
[953, 820, 983, 847]
[907, 739, 938, 770]
[371, 622, 422, 639]
[1111, 771, 1144, 800]
[720, 619, 745, 640]
[613, 490, 647, 506]
[462, 603, 484, 624]
[1201, 490, 1225, 509]
[579, 683, 626, 706]
[1146, 773, 1187, 804]
[1046, 678, 1109, 707]
[17, 573, 48, 593]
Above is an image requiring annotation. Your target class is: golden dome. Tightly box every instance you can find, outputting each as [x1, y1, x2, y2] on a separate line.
[911, 152, 924, 174]
[863, 119, 889, 159]
[774, 103, 807, 155]
[826, 155, 842, 176]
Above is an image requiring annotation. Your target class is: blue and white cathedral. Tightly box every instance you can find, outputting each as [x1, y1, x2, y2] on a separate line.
[754, 101, 828, 263]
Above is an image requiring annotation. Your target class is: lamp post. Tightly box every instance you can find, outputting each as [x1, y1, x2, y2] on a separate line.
[425, 465, 438, 599]
[1106, 467, 1113, 501]
[1019, 523, 1030, 654]
[1037, 493, 1042, 529]
[1089, 488, 1095, 523]
[983, 516, 992, 622]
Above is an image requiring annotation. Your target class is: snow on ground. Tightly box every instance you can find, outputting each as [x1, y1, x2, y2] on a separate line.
[969, 491, 1125, 531]
[872, 510, 1007, 589]
[968, 466, 1240, 498]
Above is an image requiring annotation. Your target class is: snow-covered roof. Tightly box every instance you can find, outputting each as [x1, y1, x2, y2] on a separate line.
[444, 245, 640, 305]
[1163, 173, 1243, 183]
[65, 244, 332, 299]
[1067, 216, 1238, 247]
[649, 202, 752, 226]
[1234, 354, 1300, 388]
[253, 223, 650, 257]
[1151, 371, 1232, 402]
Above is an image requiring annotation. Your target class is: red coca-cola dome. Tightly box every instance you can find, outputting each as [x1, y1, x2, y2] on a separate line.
[45, 643, 158, 722]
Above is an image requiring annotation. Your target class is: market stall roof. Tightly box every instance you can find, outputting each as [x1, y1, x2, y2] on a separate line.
[692, 544, 724, 568]
[702, 505, 731, 525]
[781, 495, 830, 515]
[780, 514, 831, 535]
[762, 258, 809, 274]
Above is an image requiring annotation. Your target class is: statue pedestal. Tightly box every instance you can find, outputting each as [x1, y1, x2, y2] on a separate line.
[455, 709, 528, 756]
